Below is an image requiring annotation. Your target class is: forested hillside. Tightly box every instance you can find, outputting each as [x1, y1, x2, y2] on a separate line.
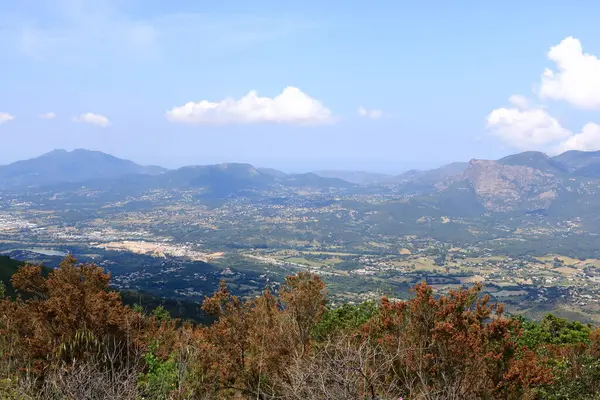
[1, 256, 599, 399]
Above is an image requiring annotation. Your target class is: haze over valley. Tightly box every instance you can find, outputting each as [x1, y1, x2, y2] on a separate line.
[3, 148, 600, 322]
[6, 2, 600, 398]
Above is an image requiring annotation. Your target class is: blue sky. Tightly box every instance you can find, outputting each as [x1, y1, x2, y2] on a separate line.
[2, 0, 600, 172]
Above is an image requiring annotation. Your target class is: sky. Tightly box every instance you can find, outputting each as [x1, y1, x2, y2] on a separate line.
[2, 0, 600, 172]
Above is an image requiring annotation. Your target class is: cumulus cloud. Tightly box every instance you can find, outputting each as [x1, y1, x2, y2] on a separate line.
[539, 36, 600, 109]
[73, 112, 111, 127]
[508, 95, 530, 110]
[557, 123, 600, 153]
[486, 103, 571, 150]
[486, 37, 600, 152]
[488, 98, 600, 153]
[38, 112, 56, 119]
[166, 87, 334, 125]
[0, 112, 15, 124]
[358, 106, 383, 119]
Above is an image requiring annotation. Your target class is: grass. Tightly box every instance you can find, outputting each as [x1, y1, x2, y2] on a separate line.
[553, 266, 579, 276]
[534, 255, 592, 265]
[302, 251, 357, 256]
[285, 257, 323, 268]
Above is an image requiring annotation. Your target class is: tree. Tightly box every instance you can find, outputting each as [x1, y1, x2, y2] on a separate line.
[312, 301, 378, 341]
[358, 282, 551, 399]
[280, 272, 327, 354]
[6, 256, 143, 374]
[1, 260, 598, 399]
[151, 305, 171, 322]
[518, 314, 592, 350]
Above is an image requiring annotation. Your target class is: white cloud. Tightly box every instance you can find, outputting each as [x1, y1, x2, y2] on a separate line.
[0, 112, 15, 124]
[166, 87, 334, 125]
[73, 112, 111, 127]
[508, 95, 530, 110]
[539, 36, 600, 109]
[488, 101, 600, 153]
[486, 37, 600, 153]
[486, 104, 571, 150]
[358, 106, 383, 119]
[557, 123, 600, 152]
[38, 112, 56, 119]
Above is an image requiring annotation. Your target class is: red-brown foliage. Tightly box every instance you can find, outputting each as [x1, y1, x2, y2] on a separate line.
[3, 258, 593, 399]
[2, 256, 143, 374]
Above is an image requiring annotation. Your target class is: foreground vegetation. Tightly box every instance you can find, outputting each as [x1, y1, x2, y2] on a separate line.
[1, 257, 600, 399]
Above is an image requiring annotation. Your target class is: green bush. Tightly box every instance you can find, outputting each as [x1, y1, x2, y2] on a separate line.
[138, 341, 178, 399]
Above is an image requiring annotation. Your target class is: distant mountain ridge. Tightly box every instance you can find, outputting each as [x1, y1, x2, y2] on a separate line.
[0, 150, 354, 197]
[313, 170, 393, 185]
[552, 150, 600, 176]
[0, 149, 166, 188]
[144, 164, 354, 196]
[446, 150, 600, 212]
[0, 150, 355, 193]
[6, 149, 600, 213]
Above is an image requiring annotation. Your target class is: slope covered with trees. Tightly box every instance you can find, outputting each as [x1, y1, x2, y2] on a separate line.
[1, 257, 599, 399]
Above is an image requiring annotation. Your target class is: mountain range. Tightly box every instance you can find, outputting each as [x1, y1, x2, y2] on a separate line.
[0, 149, 352, 196]
[4, 148, 600, 214]
[0, 149, 165, 188]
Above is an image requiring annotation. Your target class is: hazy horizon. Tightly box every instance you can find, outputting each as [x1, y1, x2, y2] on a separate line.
[0, 147, 454, 174]
[3, 1, 600, 172]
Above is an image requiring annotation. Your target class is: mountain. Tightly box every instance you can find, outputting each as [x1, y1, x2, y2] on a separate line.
[8, 149, 600, 213]
[0, 149, 167, 189]
[552, 150, 600, 177]
[498, 151, 566, 175]
[461, 158, 561, 212]
[315, 164, 470, 186]
[313, 170, 393, 185]
[159, 163, 274, 195]
[385, 162, 469, 193]
[0, 150, 353, 195]
[39, 161, 354, 200]
[159, 164, 352, 194]
[281, 173, 354, 188]
[395, 162, 468, 183]
[375, 151, 600, 213]
[455, 151, 600, 213]
[492, 150, 600, 178]
[258, 167, 288, 179]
